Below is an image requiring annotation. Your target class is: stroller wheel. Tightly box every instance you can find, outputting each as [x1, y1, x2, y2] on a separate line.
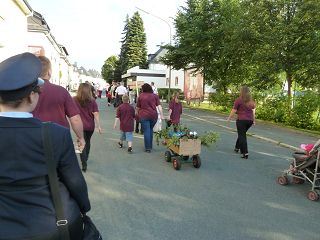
[277, 176, 289, 185]
[292, 177, 304, 184]
[307, 191, 319, 201]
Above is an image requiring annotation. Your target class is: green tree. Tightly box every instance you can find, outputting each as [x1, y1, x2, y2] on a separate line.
[117, 12, 148, 79]
[126, 12, 148, 69]
[101, 55, 119, 84]
[241, 0, 320, 96]
[163, 0, 247, 92]
[117, 15, 130, 77]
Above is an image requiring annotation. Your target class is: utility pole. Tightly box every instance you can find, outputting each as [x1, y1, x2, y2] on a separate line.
[136, 7, 172, 102]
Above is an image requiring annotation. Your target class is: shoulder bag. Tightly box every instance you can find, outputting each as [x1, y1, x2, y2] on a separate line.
[42, 123, 102, 240]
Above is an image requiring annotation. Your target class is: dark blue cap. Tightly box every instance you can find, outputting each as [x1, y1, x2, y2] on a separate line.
[0, 52, 44, 101]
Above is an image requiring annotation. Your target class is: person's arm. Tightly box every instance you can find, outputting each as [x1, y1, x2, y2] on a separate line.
[252, 108, 256, 125]
[114, 106, 121, 129]
[69, 114, 85, 150]
[227, 109, 237, 121]
[114, 118, 119, 129]
[157, 105, 164, 119]
[93, 112, 102, 133]
[168, 109, 173, 120]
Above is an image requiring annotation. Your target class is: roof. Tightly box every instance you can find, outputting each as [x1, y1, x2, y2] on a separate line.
[122, 71, 166, 79]
[147, 47, 168, 64]
[27, 10, 50, 32]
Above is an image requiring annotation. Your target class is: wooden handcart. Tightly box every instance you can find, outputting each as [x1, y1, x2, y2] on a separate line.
[164, 138, 202, 170]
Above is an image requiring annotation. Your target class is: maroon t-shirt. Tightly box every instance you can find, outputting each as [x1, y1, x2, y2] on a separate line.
[116, 103, 135, 132]
[136, 93, 160, 121]
[169, 100, 182, 124]
[33, 81, 79, 128]
[74, 99, 99, 131]
[233, 97, 255, 121]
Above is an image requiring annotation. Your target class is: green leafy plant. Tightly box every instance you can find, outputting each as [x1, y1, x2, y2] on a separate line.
[155, 123, 219, 147]
[199, 131, 219, 146]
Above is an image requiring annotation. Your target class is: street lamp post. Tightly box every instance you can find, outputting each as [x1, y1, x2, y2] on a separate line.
[136, 7, 172, 102]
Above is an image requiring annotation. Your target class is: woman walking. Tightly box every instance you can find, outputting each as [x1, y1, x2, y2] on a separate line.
[136, 83, 163, 152]
[227, 86, 255, 159]
[74, 83, 102, 171]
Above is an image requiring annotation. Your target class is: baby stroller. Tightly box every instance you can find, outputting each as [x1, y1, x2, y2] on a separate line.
[277, 139, 320, 201]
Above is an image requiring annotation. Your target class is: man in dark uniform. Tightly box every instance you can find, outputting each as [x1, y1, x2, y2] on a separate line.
[0, 52, 90, 239]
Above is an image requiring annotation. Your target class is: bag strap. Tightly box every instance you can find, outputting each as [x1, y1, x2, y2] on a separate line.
[42, 122, 70, 240]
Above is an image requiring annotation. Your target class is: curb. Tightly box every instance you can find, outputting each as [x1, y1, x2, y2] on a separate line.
[183, 113, 301, 152]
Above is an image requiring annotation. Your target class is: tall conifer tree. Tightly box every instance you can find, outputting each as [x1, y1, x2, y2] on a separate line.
[117, 12, 148, 80]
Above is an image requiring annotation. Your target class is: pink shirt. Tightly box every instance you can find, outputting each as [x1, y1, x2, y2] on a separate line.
[33, 81, 79, 128]
[169, 100, 182, 124]
[116, 103, 135, 132]
[74, 99, 99, 131]
[233, 98, 255, 121]
[137, 93, 160, 120]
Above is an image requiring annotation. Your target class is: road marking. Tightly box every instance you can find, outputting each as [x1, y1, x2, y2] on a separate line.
[182, 113, 301, 152]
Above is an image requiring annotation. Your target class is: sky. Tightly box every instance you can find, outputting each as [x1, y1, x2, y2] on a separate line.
[27, 0, 186, 71]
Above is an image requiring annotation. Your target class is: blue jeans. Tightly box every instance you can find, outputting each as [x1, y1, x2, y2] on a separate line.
[140, 119, 157, 150]
[120, 131, 133, 142]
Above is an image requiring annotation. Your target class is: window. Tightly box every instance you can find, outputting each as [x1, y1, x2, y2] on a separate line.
[175, 76, 178, 86]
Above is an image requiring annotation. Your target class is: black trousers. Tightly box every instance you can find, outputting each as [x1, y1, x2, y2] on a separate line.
[80, 130, 94, 165]
[235, 119, 253, 155]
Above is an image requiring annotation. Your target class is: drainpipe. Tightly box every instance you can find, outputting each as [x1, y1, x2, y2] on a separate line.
[13, 0, 33, 16]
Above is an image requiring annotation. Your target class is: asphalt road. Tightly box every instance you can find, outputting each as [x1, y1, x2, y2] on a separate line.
[81, 98, 319, 240]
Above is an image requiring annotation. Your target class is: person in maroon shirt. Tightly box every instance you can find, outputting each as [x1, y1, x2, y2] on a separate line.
[32, 56, 85, 150]
[114, 95, 135, 153]
[74, 83, 102, 171]
[136, 83, 164, 152]
[168, 91, 183, 125]
[227, 86, 256, 159]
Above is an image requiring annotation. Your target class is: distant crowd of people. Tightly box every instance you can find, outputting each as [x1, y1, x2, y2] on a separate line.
[0, 52, 255, 239]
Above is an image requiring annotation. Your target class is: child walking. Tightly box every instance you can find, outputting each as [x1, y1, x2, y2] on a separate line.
[168, 91, 183, 127]
[114, 95, 135, 153]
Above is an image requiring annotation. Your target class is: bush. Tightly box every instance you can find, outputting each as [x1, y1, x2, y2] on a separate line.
[208, 92, 238, 112]
[157, 88, 183, 101]
[255, 95, 290, 123]
[288, 91, 320, 130]
[208, 90, 320, 131]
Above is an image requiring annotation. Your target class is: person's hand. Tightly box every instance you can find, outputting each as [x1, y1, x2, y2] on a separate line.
[97, 126, 102, 134]
[113, 123, 117, 129]
[78, 137, 86, 152]
[253, 120, 256, 126]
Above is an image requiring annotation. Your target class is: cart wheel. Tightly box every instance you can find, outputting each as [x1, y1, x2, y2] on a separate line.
[165, 151, 172, 162]
[172, 158, 181, 170]
[292, 177, 304, 184]
[183, 156, 189, 161]
[277, 176, 289, 185]
[307, 190, 319, 201]
[192, 155, 201, 168]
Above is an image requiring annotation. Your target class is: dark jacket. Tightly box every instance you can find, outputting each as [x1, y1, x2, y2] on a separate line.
[0, 117, 90, 240]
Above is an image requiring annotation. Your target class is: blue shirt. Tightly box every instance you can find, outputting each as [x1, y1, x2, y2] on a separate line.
[0, 112, 33, 118]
